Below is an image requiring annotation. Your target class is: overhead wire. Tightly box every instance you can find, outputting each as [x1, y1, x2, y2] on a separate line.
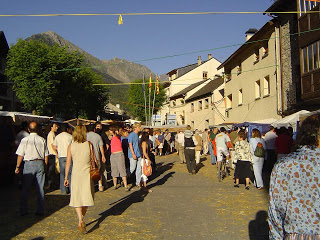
[55, 26, 320, 75]
[0, 10, 319, 18]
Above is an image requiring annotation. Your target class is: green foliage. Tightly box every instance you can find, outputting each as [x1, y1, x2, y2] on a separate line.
[127, 79, 166, 121]
[6, 39, 108, 119]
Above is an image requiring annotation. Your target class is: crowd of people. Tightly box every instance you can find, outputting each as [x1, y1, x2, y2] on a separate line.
[13, 121, 182, 233]
[11, 113, 320, 238]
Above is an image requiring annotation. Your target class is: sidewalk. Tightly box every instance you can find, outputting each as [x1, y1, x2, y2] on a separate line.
[0, 154, 269, 240]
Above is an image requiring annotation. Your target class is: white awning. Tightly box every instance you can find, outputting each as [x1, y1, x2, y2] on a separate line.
[0, 111, 52, 123]
[272, 110, 310, 130]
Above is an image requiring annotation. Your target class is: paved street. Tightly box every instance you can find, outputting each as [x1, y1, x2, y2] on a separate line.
[0, 154, 269, 240]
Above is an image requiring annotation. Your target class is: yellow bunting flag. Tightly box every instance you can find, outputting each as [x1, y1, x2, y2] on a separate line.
[118, 14, 123, 25]
[156, 76, 159, 95]
[149, 75, 152, 89]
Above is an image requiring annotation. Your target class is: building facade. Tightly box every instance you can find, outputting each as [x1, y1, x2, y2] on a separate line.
[158, 54, 224, 128]
[218, 22, 283, 123]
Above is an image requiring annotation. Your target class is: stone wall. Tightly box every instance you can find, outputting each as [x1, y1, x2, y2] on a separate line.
[278, 13, 300, 113]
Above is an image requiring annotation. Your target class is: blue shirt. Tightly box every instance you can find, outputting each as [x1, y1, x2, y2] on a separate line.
[128, 132, 141, 158]
[158, 134, 164, 143]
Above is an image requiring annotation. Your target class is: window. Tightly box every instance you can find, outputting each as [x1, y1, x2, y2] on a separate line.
[204, 98, 209, 109]
[300, 0, 319, 16]
[313, 42, 319, 69]
[262, 41, 269, 58]
[203, 71, 208, 80]
[255, 80, 261, 99]
[191, 103, 194, 112]
[238, 89, 243, 105]
[237, 64, 242, 75]
[198, 100, 202, 111]
[309, 44, 313, 71]
[224, 70, 232, 82]
[302, 42, 320, 73]
[226, 94, 232, 109]
[205, 119, 209, 129]
[254, 50, 259, 64]
[263, 76, 270, 96]
[303, 47, 308, 73]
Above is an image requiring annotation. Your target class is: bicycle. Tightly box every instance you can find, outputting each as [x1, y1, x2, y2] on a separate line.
[217, 153, 229, 182]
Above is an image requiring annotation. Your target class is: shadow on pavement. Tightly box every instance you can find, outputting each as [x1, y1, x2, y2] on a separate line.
[0, 185, 70, 240]
[86, 170, 175, 234]
[196, 162, 205, 173]
[248, 210, 269, 240]
[86, 189, 149, 233]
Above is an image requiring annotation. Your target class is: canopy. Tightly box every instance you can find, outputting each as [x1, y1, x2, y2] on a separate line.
[272, 110, 310, 131]
[233, 122, 271, 140]
[0, 111, 52, 123]
[299, 109, 320, 122]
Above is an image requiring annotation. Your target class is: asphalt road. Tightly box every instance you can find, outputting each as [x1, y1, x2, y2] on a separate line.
[0, 153, 269, 240]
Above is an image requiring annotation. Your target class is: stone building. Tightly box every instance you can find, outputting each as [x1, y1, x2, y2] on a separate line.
[266, 0, 320, 112]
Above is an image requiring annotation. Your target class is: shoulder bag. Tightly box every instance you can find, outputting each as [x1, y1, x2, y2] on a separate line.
[254, 141, 265, 158]
[143, 158, 152, 177]
[88, 142, 101, 181]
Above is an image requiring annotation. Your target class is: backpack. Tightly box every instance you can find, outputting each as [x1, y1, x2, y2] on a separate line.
[254, 142, 265, 157]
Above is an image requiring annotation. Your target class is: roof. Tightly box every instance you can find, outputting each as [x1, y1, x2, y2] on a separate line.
[217, 20, 276, 70]
[170, 80, 207, 100]
[186, 77, 224, 102]
[166, 63, 198, 76]
[166, 56, 221, 81]
[265, 0, 296, 14]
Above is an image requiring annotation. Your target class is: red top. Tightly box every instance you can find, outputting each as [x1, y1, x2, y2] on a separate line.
[274, 134, 293, 154]
[111, 135, 123, 154]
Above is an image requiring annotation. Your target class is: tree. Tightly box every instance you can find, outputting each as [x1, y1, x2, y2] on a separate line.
[127, 79, 166, 121]
[6, 39, 108, 119]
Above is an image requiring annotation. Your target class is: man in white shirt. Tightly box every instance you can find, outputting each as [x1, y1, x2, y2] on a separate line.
[263, 126, 278, 173]
[176, 130, 186, 164]
[183, 126, 198, 174]
[215, 127, 232, 173]
[46, 123, 58, 189]
[87, 124, 106, 191]
[52, 123, 73, 194]
[15, 122, 49, 216]
[14, 122, 29, 188]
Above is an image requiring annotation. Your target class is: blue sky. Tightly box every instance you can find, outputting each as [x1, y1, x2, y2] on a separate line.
[1, 0, 274, 75]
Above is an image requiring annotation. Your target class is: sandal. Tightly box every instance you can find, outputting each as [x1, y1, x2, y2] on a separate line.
[124, 186, 130, 192]
[245, 186, 250, 190]
[78, 221, 87, 234]
[98, 185, 104, 192]
[234, 184, 239, 188]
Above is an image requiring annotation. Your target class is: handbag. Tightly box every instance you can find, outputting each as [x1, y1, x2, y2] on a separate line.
[254, 142, 265, 157]
[143, 158, 152, 177]
[88, 142, 101, 181]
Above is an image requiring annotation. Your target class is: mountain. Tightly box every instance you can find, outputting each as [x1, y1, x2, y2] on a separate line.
[26, 31, 156, 105]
